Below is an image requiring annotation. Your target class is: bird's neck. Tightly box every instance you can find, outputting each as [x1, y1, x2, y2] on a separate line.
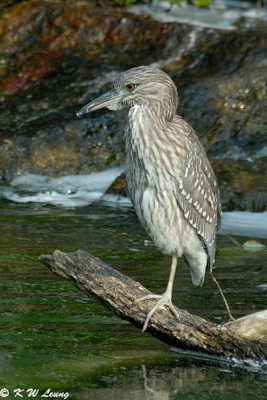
[127, 104, 168, 145]
[125, 104, 174, 177]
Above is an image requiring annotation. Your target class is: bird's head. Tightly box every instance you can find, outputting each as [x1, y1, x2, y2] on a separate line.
[77, 66, 178, 121]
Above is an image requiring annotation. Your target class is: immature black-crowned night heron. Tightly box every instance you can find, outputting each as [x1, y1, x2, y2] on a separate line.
[77, 66, 234, 331]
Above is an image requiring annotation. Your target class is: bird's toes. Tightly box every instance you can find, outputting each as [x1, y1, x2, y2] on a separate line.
[142, 301, 162, 332]
[134, 294, 162, 304]
[141, 296, 179, 332]
[168, 302, 179, 320]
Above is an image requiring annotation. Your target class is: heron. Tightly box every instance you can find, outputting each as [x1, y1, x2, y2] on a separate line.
[77, 66, 234, 331]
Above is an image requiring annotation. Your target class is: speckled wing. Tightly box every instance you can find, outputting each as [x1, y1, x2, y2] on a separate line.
[173, 124, 221, 268]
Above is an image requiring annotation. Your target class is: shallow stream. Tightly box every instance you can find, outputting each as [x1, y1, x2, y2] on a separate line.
[0, 170, 266, 399]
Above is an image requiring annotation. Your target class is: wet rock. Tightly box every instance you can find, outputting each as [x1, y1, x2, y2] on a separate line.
[0, 1, 191, 97]
[0, 0, 266, 212]
[174, 28, 267, 159]
[211, 158, 267, 211]
[0, 0, 193, 179]
[105, 172, 126, 197]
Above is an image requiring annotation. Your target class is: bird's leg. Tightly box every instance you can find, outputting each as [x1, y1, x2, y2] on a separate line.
[210, 271, 235, 321]
[135, 255, 179, 332]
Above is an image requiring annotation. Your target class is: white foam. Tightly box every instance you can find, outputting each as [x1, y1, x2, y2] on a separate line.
[101, 194, 132, 208]
[3, 168, 123, 208]
[219, 211, 267, 239]
[10, 168, 123, 194]
[3, 189, 103, 208]
[129, 1, 267, 30]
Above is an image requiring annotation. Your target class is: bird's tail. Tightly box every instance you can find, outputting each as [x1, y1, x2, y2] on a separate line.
[182, 255, 207, 287]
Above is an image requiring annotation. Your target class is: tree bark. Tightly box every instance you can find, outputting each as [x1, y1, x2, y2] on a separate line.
[40, 249, 267, 364]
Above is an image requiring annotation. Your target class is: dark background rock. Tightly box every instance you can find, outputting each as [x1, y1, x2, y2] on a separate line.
[0, 0, 193, 179]
[0, 0, 266, 210]
[174, 28, 267, 158]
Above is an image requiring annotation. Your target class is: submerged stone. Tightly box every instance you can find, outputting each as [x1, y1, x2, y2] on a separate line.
[243, 240, 266, 251]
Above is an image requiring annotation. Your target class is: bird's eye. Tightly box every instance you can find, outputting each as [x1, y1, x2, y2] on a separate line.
[126, 83, 136, 92]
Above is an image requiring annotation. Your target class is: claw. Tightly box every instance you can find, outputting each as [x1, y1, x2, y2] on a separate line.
[135, 294, 162, 304]
[135, 293, 179, 332]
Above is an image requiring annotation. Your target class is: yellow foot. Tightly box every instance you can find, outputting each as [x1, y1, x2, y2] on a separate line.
[135, 293, 179, 332]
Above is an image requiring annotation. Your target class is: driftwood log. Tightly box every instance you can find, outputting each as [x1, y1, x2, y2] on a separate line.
[40, 249, 267, 365]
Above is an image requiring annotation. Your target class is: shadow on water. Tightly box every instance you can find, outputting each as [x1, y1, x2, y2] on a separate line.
[0, 198, 266, 399]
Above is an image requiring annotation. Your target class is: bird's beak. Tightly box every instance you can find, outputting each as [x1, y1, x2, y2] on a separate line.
[76, 89, 122, 117]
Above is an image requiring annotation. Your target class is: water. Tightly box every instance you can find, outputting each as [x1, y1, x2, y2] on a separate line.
[0, 170, 266, 399]
[130, 0, 267, 30]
